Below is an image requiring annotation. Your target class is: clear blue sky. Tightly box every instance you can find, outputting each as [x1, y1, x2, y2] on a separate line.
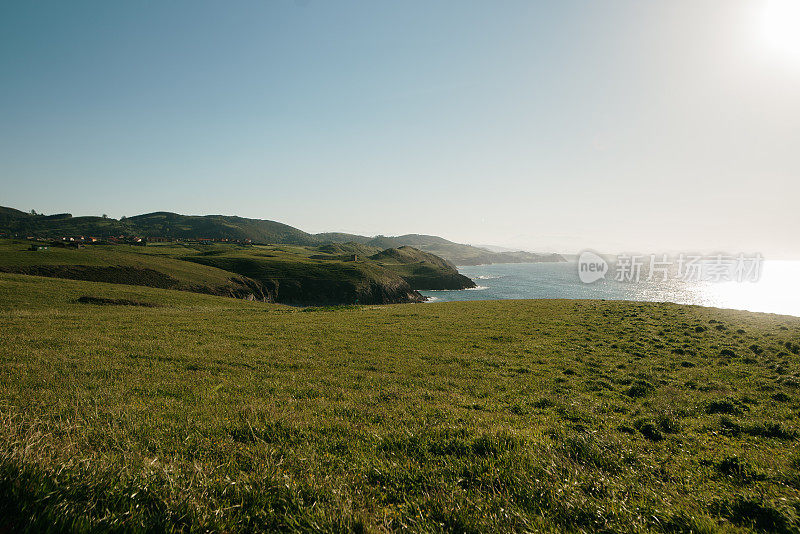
[1, 1, 798, 257]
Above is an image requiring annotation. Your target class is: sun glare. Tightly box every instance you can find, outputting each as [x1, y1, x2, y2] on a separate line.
[761, 0, 800, 61]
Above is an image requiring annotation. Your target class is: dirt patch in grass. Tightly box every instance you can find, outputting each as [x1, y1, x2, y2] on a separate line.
[76, 296, 160, 307]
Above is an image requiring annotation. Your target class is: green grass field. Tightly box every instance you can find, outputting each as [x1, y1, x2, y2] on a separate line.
[1, 272, 800, 532]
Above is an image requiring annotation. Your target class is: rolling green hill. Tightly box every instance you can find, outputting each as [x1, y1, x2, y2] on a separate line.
[182, 247, 426, 305]
[1, 274, 799, 532]
[0, 240, 265, 300]
[314, 241, 382, 257]
[127, 212, 318, 245]
[1, 208, 317, 246]
[0, 208, 132, 238]
[1, 206, 565, 266]
[0, 239, 473, 305]
[368, 246, 476, 290]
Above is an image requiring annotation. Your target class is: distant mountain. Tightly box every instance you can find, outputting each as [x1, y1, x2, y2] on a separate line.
[0, 208, 129, 238]
[473, 244, 518, 253]
[0, 208, 318, 246]
[314, 232, 371, 245]
[126, 212, 317, 245]
[314, 232, 566, 266]
[0, 207, 565, 265]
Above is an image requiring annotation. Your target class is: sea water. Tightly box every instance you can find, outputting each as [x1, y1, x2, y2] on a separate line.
[420, 261, 800, 317]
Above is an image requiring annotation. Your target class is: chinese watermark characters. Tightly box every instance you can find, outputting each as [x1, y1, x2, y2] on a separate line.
[578, 251, 763, 284]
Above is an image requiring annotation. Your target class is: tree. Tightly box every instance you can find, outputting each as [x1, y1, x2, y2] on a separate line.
[30, 209, 37, 216]
[102, 214, 108, 219]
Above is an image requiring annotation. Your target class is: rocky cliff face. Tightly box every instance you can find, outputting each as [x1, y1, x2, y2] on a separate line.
[398, 271, 475, 291]
[356, 279, 425, 305]
[183, 254, 429, 306]
[224, 276, 274, 302]
[255, 275, 424, 305]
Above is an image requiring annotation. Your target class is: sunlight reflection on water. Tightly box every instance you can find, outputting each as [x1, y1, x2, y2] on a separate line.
[420, 261, 800, 317]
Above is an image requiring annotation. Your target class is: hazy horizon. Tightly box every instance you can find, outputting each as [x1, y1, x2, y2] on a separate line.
[2, 1, 798, 258]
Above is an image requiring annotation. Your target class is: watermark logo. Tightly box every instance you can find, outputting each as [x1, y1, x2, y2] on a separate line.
[578, 250, 609, 283]
[577, 252, 763, 284]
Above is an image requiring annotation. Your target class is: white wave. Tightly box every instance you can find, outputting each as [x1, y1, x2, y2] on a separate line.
[466, 285, 489, 291]
[424, 296, 440, 302]
[475, 275, 499, 280]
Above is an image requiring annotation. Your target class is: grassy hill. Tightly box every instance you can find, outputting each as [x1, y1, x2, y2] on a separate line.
[182, 246, 426, 305]
[127, 212, 318, 245]
[314, 241, 382, 257]
[1, 274, 799, 532]
[0, 208, 317, 246]
[0, 240, 265, 299]
[2, 206, 565, 266]
[369, 246, 476, 290]
[0, 239, 473, 305]
[0, 208, 132, 238]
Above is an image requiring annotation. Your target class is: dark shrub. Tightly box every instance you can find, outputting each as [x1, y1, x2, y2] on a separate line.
[713, 497, 797, 533]
[626, 380, 655, 398]
[532, 398, 554, 409]
[77, 296, 158, 307]
[719, 416, 742, 436]
[706, 398, 748, 416]
[746, 421, 797, 441]
[634, 419, 664, 441]
[717, 456, 764, 483]
[656, 413, 681, 434]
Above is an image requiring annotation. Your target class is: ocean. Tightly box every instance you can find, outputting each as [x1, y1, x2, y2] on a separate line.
[420, 260, 800, 317]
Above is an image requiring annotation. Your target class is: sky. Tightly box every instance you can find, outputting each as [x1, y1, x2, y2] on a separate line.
[1, 0, 799, 257]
